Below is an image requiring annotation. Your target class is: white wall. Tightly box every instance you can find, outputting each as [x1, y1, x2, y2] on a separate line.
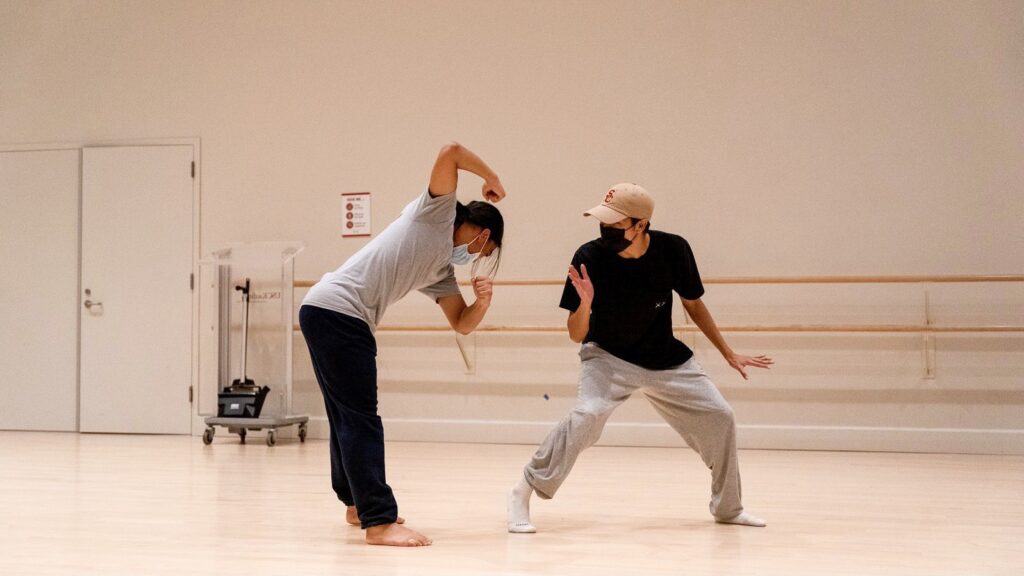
[2, 1, 1022, 452]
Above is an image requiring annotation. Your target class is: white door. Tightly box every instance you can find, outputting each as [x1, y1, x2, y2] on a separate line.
[0, 149, 81, 431]
[79, 146, 194, 434]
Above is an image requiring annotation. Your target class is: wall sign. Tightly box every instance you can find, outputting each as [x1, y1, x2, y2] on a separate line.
[341, 192, 371, 237]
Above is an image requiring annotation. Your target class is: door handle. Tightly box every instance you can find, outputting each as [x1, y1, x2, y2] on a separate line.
[84, 299, 103, 310]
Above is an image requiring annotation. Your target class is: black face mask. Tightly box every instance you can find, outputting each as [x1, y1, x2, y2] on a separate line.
[597, 225, 633, 253]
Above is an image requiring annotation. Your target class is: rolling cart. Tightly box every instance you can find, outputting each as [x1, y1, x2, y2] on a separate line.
[203, 415, 308, 447]
[199, 242, 308, 447]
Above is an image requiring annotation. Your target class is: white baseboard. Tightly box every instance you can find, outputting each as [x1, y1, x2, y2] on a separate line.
[266, 416, 1022, 455]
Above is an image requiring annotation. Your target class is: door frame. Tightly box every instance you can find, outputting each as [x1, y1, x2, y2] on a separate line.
[0, 138, 202, 434]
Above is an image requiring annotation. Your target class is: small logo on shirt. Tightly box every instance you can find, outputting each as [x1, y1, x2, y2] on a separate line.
[655, 300, 667, 309]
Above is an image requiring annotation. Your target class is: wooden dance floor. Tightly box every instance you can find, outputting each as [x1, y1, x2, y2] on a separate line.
[1, 432, 1021, 575]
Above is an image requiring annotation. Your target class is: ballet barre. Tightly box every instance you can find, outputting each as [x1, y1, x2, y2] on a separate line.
[292, 324, 1023, 333]
[293, 274, 1024, 289]
[293, 274, 1023, 375]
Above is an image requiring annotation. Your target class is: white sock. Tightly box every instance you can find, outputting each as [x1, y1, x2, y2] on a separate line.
[716, 511, 767, 527]
[507, 476, 536, 533]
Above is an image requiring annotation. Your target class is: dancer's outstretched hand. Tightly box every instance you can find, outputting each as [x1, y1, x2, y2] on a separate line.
[568, 264, 594, 306]
[726, 353, 774, 380]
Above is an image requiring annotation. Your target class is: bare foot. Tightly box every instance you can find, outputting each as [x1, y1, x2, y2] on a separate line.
[365, 523, 432, 547]
[347, 506, 404, 526]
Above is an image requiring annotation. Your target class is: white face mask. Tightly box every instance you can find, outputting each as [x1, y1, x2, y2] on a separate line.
[452, 233, 483, 266]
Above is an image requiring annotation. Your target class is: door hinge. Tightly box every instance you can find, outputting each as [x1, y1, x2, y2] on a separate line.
[190, 272, 194, 291]
[189, 386, 194, 403]
[191, 161, 195, 178]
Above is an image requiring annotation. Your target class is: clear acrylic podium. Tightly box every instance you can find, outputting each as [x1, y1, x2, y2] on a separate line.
[199, 242, 308, 446]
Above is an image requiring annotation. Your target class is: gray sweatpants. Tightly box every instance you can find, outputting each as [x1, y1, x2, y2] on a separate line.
[523, 342, 744, 520]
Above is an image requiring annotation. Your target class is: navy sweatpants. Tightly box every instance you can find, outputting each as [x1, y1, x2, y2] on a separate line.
[299, 305, 398, 529]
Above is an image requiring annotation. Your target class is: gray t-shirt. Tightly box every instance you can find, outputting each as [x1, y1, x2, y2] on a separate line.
[303, 189, 462, 331]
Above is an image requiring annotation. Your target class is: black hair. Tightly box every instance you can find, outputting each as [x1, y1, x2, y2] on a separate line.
[628, 217, 651, 233]
[456, 200, 504, 277]
[455, 201, 504, 247]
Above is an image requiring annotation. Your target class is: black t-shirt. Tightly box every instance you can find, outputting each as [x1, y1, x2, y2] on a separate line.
[559, 230, 705, 370]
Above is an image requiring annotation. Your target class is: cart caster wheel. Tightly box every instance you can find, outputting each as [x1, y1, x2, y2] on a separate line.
[298, 424, 307, 443]
[266, 430, 276, 447]
[238, 428, 247, 444]
[202, 427, 215, 445]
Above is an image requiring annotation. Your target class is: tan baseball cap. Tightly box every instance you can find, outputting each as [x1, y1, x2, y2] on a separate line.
[584, 183, 654, 224]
